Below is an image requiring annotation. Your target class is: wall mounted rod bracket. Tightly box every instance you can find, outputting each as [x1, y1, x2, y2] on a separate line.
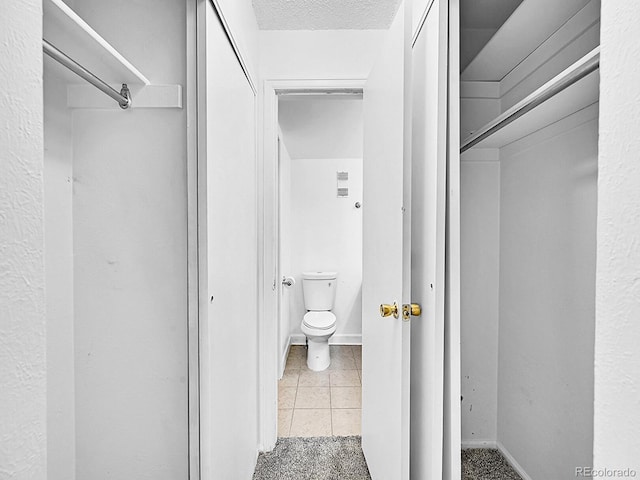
[119, 84, 131, 109]
[43, 38, 132, 109]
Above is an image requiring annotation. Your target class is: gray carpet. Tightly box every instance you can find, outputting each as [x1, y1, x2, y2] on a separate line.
[462, 449, 523, 480]
[253, 436, 371, 480]
[253, 440, 522, 480]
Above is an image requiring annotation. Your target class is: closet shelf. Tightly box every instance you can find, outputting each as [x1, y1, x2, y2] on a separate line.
[44, 0, 149, 86]
[43, 0, 182, 109]
[461, 0, 591, 81]
[461, 47, 599, 152]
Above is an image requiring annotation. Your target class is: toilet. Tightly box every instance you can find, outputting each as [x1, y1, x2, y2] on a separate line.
[301, 271, 338, 371]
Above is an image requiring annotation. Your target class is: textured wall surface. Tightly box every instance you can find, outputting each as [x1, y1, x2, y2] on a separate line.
[0, 1, 47, 479]
[253, 0, 400, 30]
[594, 0, 640, 472]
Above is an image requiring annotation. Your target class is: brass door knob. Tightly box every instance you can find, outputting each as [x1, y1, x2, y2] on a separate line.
[402, 303, 422, 321]
[380, 302, 399, 319]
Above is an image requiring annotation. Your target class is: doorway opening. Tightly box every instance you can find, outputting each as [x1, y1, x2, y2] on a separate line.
[259, 81, 366, 449]
[273, 92, 364, 438]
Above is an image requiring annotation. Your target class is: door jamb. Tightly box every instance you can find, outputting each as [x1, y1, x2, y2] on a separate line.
[259, 79, 366, 451]
[187, 1, 200, 479]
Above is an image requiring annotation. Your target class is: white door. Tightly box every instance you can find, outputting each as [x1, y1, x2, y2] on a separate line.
[361, 0, 451, 478]
[199, 2, 259, 478]
[361, 1, 412, 478]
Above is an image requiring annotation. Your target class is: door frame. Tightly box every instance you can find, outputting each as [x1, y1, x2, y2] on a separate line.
[259, 78, 365, 450]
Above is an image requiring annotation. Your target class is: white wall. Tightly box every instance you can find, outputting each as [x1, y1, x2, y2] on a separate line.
[498, 120, 597, 479]
[460, 155, 500, 446]
[279, 96, 364, 159]
[459, 86, 501, 447]
[259, 30, 386, 80]
[0, 1, 47, 478]
[69, 1, 188, 478]
[44, 58, 76, 480]
[278, 96, 363, 344]
[594, 0, 640, 473]
[287, 157, 363, 342]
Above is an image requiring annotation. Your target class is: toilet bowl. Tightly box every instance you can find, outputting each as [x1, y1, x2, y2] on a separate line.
[301, 271, 338, 371]
[301, 311, 337, 371]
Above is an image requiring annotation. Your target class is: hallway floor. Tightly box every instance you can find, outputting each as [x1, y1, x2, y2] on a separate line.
[278, 345, 362, 437]
[462, 449, 523, 479]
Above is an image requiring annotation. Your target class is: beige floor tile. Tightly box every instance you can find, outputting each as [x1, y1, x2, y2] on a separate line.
[278, 386, 297, 409]
[279, 370, 299, 387]
[289, 409, 332, 437]
[278, 409, 293, 437]
[289, 345, 307, 359]
[330, 345, 354, 361]
[295, 386, 331, 409]
[331, 386, 362, 408]
[349, 345, 362, 356]
[329, 370, 361, 387]
[285, 354, 303, 372]
[328, 355, 357, 371]
[331, 409, 361, 436]
[352, 347, 362, 370]
[298, 369, 330, 387]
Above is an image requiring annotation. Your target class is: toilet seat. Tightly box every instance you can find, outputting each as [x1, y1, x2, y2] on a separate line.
[303, 311, 336, 330]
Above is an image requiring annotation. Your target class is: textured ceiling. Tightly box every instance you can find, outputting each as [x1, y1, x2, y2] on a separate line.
[252, 0, 402, 30]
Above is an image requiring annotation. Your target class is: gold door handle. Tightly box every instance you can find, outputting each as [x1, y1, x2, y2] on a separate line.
[402, 303, 422, 321]
[380, 302, 399, 319]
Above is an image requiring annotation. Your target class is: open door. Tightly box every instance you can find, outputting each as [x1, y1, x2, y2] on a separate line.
[361, 1, 413, 479]
[362, 0, 452, 478]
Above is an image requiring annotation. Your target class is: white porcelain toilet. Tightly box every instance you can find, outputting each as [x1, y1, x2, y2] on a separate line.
[301, 271, 338, 371]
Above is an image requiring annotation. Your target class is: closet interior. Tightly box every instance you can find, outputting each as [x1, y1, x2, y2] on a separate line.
[459, 0, 600, 478]
[43, 0, 188, 478]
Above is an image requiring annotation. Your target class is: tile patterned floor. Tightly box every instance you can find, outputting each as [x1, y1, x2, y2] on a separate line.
[278, 345, 362, 438]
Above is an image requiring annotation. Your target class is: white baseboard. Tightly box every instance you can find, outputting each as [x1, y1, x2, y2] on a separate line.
[290, 333, 362, 345]
[461, 439, 497, 449]
[279, 338, 291, 379]
[496, 441, 533, 480]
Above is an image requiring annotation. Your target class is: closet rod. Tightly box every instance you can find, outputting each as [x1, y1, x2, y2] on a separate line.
[43, 39, 131, 109]
[460, 47, 600, 153]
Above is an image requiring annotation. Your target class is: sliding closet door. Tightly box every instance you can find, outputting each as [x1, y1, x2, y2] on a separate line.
[410, 0, 450, 478]
[199, 2, 258, 478]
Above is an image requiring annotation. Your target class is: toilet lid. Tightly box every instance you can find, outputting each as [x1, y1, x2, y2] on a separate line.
[303, 312, 336, 330]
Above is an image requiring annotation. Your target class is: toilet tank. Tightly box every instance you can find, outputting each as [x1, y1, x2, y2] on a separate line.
[302, 271, 338, 311]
